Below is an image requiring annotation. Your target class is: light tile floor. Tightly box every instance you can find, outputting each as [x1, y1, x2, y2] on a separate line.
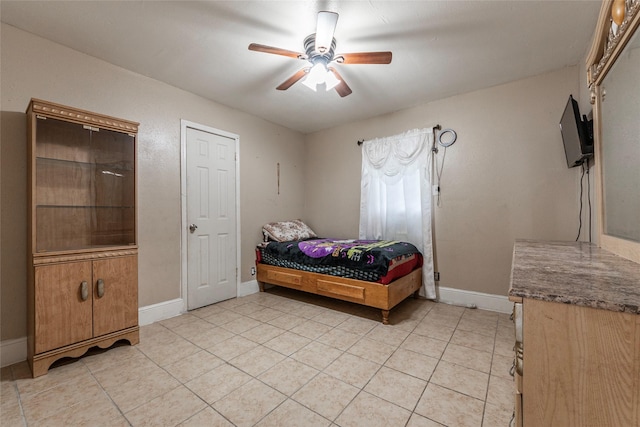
[1, 288, 515, 426]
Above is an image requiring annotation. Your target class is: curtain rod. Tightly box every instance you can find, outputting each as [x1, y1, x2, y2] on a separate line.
[357, 124, 441, 146]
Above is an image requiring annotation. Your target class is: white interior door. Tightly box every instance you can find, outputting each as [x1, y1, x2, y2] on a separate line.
[186, 126, 237, 310]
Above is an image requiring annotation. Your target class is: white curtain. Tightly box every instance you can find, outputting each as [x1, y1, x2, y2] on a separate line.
[359, 128, 436, 299]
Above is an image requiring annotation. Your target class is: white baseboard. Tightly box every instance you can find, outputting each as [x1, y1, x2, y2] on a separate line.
[2, 286, 510, 367]
[238, 279, 260, 297]
[437, 286, 512, 313]
[138, 298, 185, 326]
[0, 337, 28, 368]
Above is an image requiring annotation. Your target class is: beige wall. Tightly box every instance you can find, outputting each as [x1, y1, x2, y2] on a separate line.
[304, 66, 585, 297]
[0, 24, 306, 341]
[578, 52, 597, 245]
[1, 22, 588, 343]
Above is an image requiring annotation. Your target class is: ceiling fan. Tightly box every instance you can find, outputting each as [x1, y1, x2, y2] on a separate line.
[248, 11, 392, 97]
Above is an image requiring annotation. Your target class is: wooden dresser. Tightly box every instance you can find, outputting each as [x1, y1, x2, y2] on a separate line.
[508, 240, 640, 427]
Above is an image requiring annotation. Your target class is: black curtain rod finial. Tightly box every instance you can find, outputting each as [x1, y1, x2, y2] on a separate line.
[357, 139, 364, 146]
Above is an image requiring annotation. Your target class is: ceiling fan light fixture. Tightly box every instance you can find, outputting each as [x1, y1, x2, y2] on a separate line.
[302, 62, 327, 91]
[302, 62, 341, 92]
[302, 78, 318, 91]
[324, 69, 341, 91]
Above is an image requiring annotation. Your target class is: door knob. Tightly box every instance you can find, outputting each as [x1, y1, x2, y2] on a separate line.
[189, 224, 198, 233]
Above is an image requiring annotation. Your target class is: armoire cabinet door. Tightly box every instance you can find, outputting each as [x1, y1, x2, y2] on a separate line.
[34, 261, 93, 353]
[91, 127, 136, 248]
[34, 115, 136, 253]
[92, 255, 138, 337]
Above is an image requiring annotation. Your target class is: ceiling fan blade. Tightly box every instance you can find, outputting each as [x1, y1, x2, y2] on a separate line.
[315, 11, 339, 52]
[328, 67, 352, 97]
[276, 68, 309, 90]
[248, 43, 303, 59]
[338, 51, 393, 64]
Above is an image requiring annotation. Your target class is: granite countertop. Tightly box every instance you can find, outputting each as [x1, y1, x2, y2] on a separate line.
[508, 239, 640, 314]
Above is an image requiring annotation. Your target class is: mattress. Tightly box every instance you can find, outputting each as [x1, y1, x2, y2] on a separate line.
[257, 238, 422, 284]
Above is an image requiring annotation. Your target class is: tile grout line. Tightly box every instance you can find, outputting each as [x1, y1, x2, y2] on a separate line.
[6, 292, 514, 426]
[405, 306, 466, 425]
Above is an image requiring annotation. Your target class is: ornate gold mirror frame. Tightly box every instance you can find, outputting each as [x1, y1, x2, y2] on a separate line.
[586, 0, 640, 263]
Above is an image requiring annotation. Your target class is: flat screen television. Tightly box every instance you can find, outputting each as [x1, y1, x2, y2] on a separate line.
[559, 95, 593, 168]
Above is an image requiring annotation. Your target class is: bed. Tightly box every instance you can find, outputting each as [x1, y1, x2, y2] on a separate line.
[255, 220, 423, 324]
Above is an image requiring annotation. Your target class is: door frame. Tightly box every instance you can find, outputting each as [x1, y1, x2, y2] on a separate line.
[180, 119, 241, 312]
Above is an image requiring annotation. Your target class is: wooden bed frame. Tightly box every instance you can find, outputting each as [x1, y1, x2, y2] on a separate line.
[256, 263, 422, 324]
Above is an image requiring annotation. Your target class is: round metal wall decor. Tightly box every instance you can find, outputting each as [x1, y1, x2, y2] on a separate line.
[438, 128, 457, 147]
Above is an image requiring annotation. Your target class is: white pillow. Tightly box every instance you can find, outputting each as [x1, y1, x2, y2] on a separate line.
[262, 220, 317, 242]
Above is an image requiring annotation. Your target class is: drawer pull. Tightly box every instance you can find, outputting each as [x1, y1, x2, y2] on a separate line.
[80, 281, 89, 301]
[97, 279, 105, 298]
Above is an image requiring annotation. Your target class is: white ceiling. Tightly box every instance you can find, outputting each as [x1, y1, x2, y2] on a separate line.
[1, 1, 601, 134]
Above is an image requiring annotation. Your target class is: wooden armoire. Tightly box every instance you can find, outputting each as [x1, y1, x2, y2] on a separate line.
[26, 99, 140, 377]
